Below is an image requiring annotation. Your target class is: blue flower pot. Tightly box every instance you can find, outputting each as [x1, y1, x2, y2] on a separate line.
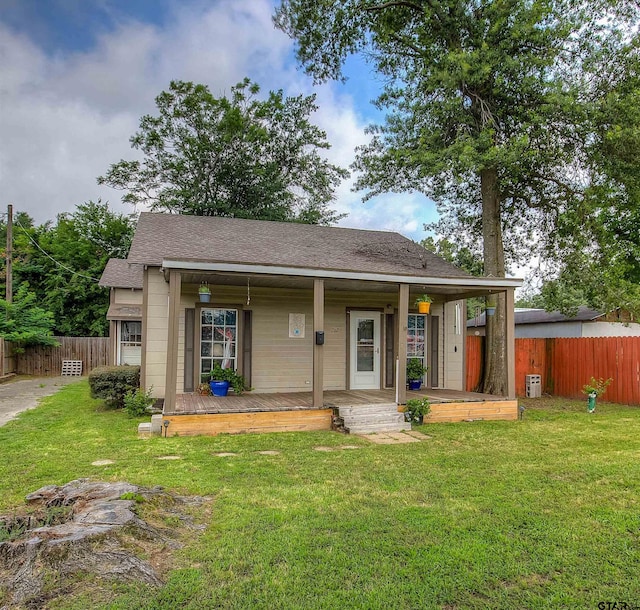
[209, 380, 230, 396]
[408, 380, 422, 391]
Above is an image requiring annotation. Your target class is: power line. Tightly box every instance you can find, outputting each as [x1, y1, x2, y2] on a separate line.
[14, 215, 101, 283]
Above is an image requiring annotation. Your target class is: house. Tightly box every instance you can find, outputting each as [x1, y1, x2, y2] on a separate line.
[100, 213, 522, 435]
[100, 259, 144, 365]
[467, 306, 640, 338]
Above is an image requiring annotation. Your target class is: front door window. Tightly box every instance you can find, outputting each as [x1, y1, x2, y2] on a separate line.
[349, 311, 381, 389]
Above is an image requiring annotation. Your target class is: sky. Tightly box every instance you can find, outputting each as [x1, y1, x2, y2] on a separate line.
[0, 0, 439, 242]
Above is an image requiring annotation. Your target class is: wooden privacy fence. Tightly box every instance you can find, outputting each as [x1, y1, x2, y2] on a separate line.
[467, 336, 640, 405]
[14, 337, 110, 376]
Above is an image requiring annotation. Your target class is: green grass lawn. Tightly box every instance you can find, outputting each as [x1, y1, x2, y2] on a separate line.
[1, 382, 639, 609]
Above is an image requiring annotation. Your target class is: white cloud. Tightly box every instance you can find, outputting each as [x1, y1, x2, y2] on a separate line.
[0, 0, 435, 240]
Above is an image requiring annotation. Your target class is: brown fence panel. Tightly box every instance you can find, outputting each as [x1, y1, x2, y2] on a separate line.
[548, 336, 640, 405]
[467, 335, 640, 405]
[465, 335, 483, 391]
[515, 338, 550, 397]
[16, 337, 109, 376]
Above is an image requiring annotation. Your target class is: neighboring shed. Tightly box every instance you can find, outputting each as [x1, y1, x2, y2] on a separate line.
[467, 306, 640, 338]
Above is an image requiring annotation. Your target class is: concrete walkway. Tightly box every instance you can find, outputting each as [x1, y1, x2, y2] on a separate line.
[0, 377, 81, 427]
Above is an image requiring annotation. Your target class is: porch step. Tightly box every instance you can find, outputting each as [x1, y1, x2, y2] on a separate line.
[338, 404, 411, 434]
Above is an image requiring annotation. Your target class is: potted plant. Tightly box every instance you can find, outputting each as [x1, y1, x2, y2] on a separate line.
[415, 294, 432, 314]
[404, 397, 430, 425]
[209, 364, 247, 397]
[198, 283, 211, 303]
[581, 377, 612, 413]
[406, 358, 427, 390]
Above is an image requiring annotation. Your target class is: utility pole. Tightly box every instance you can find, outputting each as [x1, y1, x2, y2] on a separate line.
[6, 204, 12, 304]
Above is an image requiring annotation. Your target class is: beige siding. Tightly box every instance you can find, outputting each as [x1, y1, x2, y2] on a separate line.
[113, 287, 143, 305]
[429, 303, 445, 388]
[146, 276, 465, 397]
[443, 301, 465, 390]
[145, 269, 169, 398]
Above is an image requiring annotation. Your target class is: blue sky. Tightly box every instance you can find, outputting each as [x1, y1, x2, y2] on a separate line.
[0, 0, 439, 240]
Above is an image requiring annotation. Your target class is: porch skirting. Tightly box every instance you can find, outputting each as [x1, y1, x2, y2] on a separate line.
[164, 408, 333, 437]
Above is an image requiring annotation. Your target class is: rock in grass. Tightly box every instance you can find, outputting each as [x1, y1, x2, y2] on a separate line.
[0, 479, 209, 607]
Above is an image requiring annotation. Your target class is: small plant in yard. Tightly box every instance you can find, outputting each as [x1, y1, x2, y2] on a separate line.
[120, 492, 145, 503]
[582, 377, 612, 413]
[582, 377, 613, 397]
[405, 397, 430, 424]
[123, 387, 154, 417]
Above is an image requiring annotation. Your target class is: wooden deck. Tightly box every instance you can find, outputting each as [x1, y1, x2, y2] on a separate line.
[163, 389, 517, 436]
[169, 388, 508, 415]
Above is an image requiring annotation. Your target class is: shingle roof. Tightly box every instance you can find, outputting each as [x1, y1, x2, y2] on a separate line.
[99, 259, 144, 289]
[467, 306, 603, 328]
[126, 213, 473, 279]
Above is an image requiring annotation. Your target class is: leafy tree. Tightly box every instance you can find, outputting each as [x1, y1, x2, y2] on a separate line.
[7, 201, 135, 336]
[0, 285, 58, 352]
[275, 0, 639, 393]
[422, 236, 484, 319]
[99, 79, 348, 225]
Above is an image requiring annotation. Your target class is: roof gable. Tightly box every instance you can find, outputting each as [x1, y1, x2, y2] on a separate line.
[99, 258, 144, 289]
[126, 213, 473, 280]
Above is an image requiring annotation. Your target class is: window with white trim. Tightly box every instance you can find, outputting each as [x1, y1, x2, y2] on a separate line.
[119, 321, 142, 365]
[200, 308, 238, 380]
[406, 314, 427, 376]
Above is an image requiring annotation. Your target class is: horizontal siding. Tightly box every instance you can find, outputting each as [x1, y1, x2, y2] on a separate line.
[114, 288, 143, 305]
[145, 269, 169, 397]
[148, 278, 466, 397]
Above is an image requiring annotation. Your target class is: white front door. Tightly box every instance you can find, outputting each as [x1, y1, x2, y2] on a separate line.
[349, 311, 381, 389]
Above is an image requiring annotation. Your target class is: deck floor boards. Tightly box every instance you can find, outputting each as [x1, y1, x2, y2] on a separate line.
[169, 388, 506, 415]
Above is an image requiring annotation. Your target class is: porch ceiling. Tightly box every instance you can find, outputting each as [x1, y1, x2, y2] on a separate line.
[170, 270, 508, 299]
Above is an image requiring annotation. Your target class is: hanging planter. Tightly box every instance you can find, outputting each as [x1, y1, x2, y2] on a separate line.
[486, 306, 496, 316]
[415, 295, 432, 314]
[199, 283, 211, 303]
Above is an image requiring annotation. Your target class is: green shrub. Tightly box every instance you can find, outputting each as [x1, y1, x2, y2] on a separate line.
[405, 397, 431, 424]
[123, 387, 154, 418]
[88, 365, 140, 409]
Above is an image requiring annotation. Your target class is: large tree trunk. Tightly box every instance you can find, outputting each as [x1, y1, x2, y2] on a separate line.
[480, 167, 507, 395]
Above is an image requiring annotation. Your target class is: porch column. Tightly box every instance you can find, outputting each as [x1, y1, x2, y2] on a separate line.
[505, 287, 516, 399]
[313, 279, 324, 408]
[164, 270, 181, 413]
[396, 283, 409, 404]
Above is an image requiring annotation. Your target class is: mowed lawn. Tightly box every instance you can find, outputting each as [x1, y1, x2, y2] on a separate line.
[0, 382, 639, 609]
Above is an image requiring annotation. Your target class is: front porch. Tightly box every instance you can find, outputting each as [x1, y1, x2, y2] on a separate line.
[162, 389, 519, 436]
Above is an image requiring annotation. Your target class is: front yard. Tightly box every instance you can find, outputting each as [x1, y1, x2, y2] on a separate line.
[0, 382, 639, 609]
